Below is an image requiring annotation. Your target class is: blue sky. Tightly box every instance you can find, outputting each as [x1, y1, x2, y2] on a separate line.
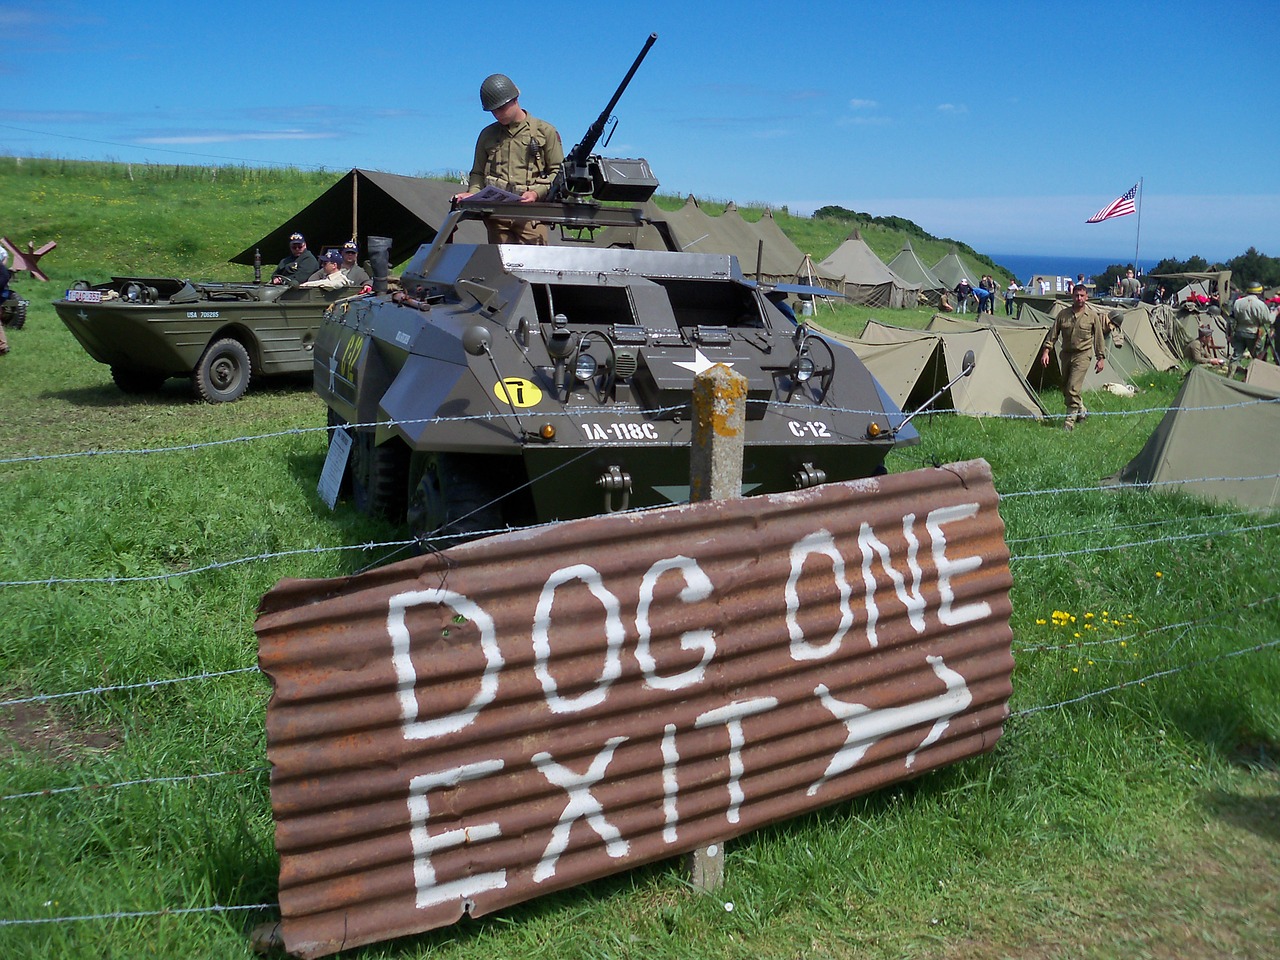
[3, 0, 1276, 262]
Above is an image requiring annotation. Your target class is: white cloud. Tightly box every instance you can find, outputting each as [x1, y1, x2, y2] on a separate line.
[848, 98, 878, 110]
[936, 103, 968, 114]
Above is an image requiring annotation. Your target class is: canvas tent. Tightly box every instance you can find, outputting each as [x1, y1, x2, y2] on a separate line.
[751, 209, 821, 282]
[715, 202, 780, 279]
[1245, 359, 1280, 391]
[931, 246, 989, 291]
[1105, 366, 1280, 511]
[232, 168, 673, 269]
[925, 314, 1060, 391]
[824, 319, 1046, 419]
[887, 240, 947, 305]
[817, 230, 921, 308]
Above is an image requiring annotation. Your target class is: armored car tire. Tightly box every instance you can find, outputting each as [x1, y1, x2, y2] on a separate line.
[407, 453, 505, 550]
[194, 337, 251, 403]
[349, 428, 410, 521]
[110, 365, 167, 395]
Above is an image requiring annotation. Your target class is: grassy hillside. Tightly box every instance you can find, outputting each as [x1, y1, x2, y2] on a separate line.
[0, 157, 1007, 288]
[0, 159, 1276, 960]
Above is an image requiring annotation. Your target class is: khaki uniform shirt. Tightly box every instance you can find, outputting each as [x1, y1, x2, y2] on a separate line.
[1045, 303, 1106, 360]
[466, 114, 564, 199]
[1231, 294, 1271, 335]
[1184, 338, 1216, 365]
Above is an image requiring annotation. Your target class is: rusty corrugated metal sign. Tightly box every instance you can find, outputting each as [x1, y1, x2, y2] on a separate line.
[256, 458, 1014, 958]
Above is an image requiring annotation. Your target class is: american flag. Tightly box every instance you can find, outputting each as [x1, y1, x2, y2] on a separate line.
[1086, 183, 1138, 223]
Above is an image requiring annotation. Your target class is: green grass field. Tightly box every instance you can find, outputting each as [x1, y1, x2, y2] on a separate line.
[0, 160, 1277, 960]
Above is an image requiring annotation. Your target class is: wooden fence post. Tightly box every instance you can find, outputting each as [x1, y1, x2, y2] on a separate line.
[685, 362, 747, 891]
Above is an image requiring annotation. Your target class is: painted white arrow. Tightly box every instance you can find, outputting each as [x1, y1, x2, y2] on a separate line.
[807, 654, 973, 797]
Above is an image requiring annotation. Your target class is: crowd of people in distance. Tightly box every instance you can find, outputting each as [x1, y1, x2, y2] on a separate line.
[941, 274, 1003, 315]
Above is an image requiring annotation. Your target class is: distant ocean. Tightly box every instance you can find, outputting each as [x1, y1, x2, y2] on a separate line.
[989, 253, 1153, 286]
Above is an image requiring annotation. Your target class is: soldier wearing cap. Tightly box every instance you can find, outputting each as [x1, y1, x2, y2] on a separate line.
[1227, 282, 1271, 377]
[454, 73, 563, 245]
[339, 240, 372, 288]
[1040, 283, 1106, 432]
[300, 249, 354, 290]
[271, 232, 319, 286]
[1184, 321, 1225, 369]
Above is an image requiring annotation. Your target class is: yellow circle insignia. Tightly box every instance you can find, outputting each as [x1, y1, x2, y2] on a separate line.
[493, 377, 543, 408]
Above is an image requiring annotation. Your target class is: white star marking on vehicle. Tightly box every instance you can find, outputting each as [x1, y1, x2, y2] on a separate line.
[672, 348, 733, 376]
[77, 309, 90, 322]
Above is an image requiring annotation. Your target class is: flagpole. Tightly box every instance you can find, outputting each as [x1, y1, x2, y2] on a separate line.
[1133, 177, 1143, 272]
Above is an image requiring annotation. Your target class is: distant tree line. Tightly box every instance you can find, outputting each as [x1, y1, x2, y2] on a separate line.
[1090, 246, 1280, 294]
[812, 204, 1002, 274]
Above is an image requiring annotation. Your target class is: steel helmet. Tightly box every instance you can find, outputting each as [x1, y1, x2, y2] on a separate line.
[1247, 281, 1264, 293]
[480, 74, 520, 112]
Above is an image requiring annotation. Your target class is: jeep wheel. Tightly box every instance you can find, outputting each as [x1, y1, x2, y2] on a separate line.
[193, 338, 251, 403]
[3, 301, 26, 330]
[111, 366, 167, 394]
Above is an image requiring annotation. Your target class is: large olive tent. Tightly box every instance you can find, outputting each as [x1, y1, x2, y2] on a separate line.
[817, 230, 921, 308]
[825, 319, 1045, 419]
[931, 246, 990, 291]
[232, 167, 672, 268]
[232, 168, 477, 268]
[1105, 366, 1280, 511]
[887, 240, 947, 306]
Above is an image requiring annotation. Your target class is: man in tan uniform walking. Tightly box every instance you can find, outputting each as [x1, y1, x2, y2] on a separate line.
[1040, 284, 1106, 431]
[454, 73, 563, 245]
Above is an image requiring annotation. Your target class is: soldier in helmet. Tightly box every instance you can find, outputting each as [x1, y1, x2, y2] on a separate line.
[1227, 282, 1271, 377]
[454, 73, 564, 245]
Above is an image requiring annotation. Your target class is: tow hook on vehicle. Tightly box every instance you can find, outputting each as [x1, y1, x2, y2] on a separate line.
[597, 465, 632, 513]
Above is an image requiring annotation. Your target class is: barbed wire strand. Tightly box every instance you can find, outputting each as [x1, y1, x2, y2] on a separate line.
[1013, 638, 1280, 718]
[3, 469, 1278, 588]
[0, 767, 268, 803]
[1014, 592, 1280, 656]
[1, 634, 1276, 930]
[3, 395, 1278, 468]
[0, 902, 278, 927]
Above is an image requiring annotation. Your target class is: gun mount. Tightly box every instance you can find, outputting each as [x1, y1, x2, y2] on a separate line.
[548, 32, 659, 203]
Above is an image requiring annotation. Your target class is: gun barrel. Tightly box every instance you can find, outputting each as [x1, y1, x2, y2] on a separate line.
[566, 32, 657, 166]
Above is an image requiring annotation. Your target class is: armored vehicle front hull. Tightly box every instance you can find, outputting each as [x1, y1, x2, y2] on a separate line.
[316, 219, 916, 545]
[55, 276, 357, 401]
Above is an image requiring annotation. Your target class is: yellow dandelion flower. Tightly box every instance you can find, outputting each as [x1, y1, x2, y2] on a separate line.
[1072, 667, 1079, 673]
[1085, 612, 1094, 619]
[1155, 571, 1162, 578]
[1087, 660, 1094, 665]
[1036, 619, 1047, 625]
[1120, 641, 1127, 648]
[1102, 610, 1109, 617]
[1074, 632, 1081, 638]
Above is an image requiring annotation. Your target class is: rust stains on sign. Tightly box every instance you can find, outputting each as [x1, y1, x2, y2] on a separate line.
[256, 458, 1014, 958]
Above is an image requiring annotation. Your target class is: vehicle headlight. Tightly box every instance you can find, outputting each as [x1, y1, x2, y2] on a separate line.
[790, 354, 815, 382]
[574, 352, 598, 382]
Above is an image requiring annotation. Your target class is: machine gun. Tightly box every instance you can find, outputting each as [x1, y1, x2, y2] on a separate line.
[548, 33, 659, 203]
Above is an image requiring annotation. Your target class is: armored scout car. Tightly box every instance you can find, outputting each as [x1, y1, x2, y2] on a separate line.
[314, 34, 917, 543]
